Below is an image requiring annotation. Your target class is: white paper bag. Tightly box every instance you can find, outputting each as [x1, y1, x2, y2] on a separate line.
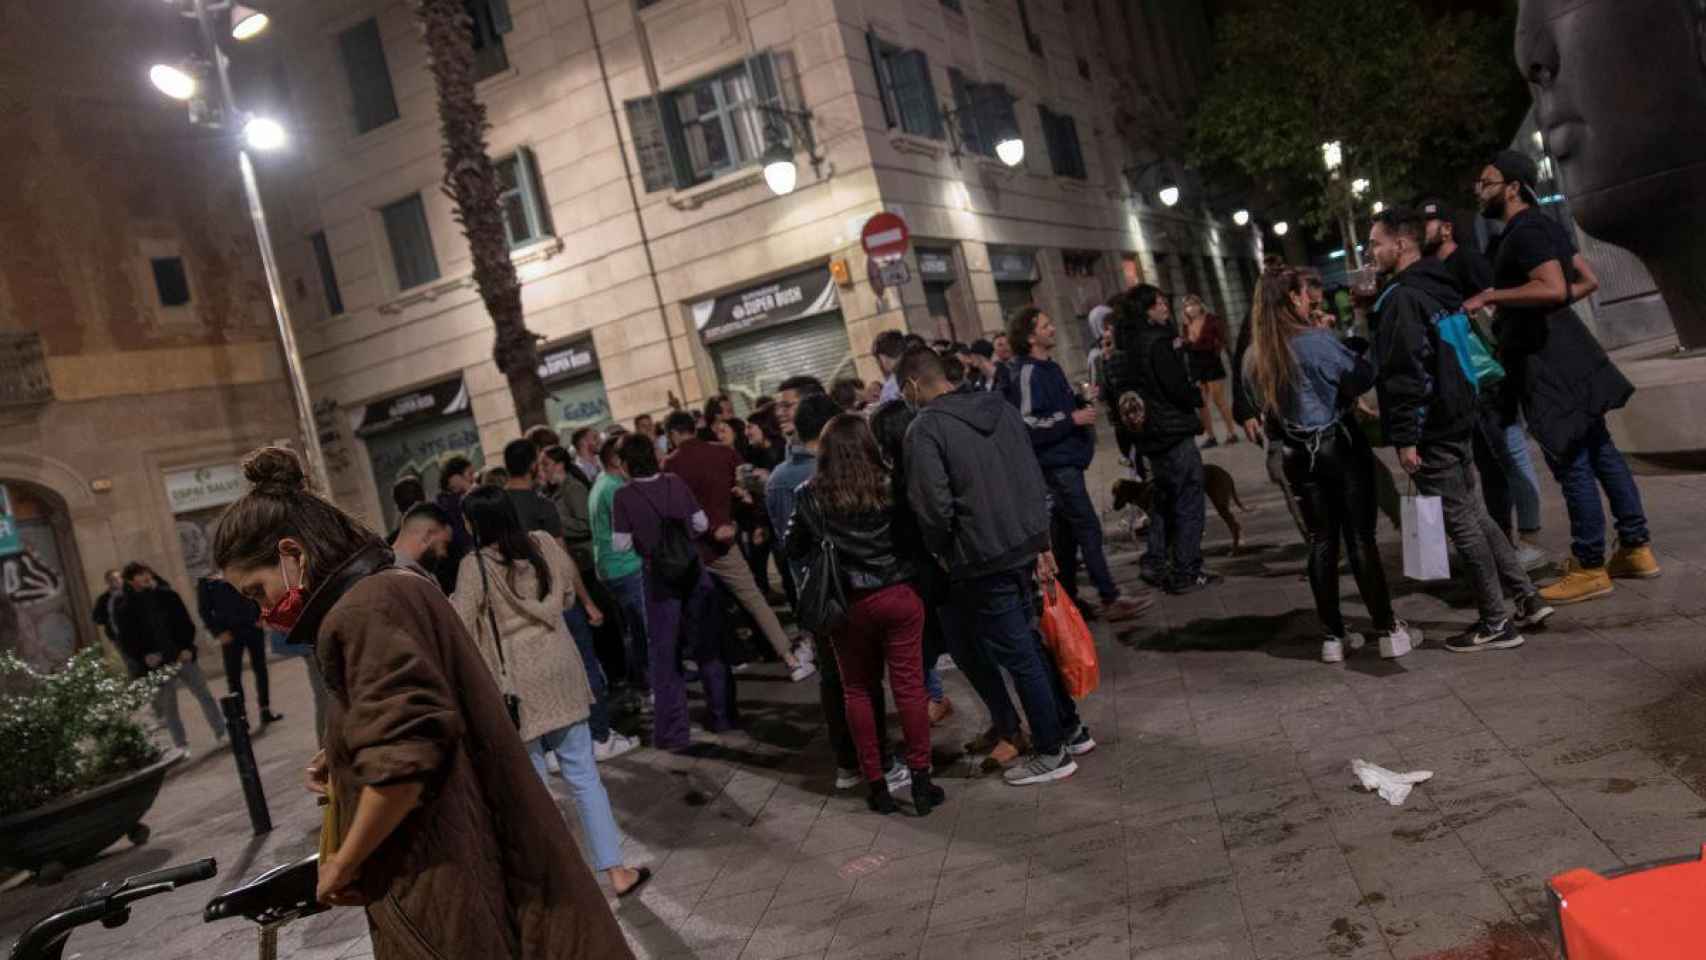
[1401, 493, 1450, 580]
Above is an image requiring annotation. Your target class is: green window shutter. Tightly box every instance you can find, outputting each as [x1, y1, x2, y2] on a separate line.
[338, 19, 399, 134]
[623, 96, 674, 193]
[866, 31, 896, 128]
[380, 194, 440, 290]
[520, 147, 553, 236]
[746, 52, 788, 152]
[949, 69, 983, 154]
[657, 93, 703, 189]
[971, 83, 1013, 157]
[889, 50, 942, 139]
[1060, 114, 1085, 178]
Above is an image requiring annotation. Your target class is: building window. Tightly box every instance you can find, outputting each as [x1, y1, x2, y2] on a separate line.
[309, 231, 343, 316]
[1039, 106, 1087, 179]
[380, 194, 441, 291]
[338, 18, 399, 134]
[150, 257, 191, 306]
[947, 69, 1019, 160]
[868, 33, 944, 140]
[495, 148, 552, 248]
[623, 53, 785, 193]
[1017, 0, 1043, 56]
[467, 0, 513, 81]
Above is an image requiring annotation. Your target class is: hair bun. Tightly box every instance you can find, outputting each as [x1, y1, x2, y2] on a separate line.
[243, 446, 306, 495]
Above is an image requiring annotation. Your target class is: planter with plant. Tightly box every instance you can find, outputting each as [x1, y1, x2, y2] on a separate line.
[0, 648, 181, 882]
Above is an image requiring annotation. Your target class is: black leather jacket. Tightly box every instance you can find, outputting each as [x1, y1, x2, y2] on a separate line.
[784, 484, 919, 593]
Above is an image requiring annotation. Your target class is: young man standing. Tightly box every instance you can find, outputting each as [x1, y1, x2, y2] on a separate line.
[197, 571, 282, 730]
[1007, 307, 1148, 620]
[591, 435, 649, 693]
[1465, 151, 1657, 604]
[1112, 286, 1215, 593]
[901, 348, 1092, 786]
[1368, 207, 1552, 652]
[570, 427, 603, 482]
[115, 563, 226, 755]
[91, 568, 140, 675]
[665, 412, 814, 682]
[872, 330, 908, 405]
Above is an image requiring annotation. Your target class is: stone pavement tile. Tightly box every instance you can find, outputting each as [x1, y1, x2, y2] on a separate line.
[1604, 563, 1706, 619]
[1339, 670, 1456, 713]
[1125, 805, 1232, 891]
[1336, 827, 1485, 901]
[844, 848, 945, 913]
[712, 848, 805, 899]
[1466, 826, 1621, 923]
[1423, 773, 1582, 849]
[1370, 695, 1488, 750]
[1515, 741, 1671, 792]
[942, 800, 1040, 872]
[1195, 706, 1288, 750]
[867, 807, 960, 861]
[926, 857, 1030, 935]
[1366, 882, 1547, 960]
[1508, 631, 1631, 679]
[1216, 781, 1330, 852]
[1317, 782, 1444, 846]
[1017, 917, 1129, 960]
[1127, 876, 1251, 955]
[1278, 701, 1379, 752]
[823, 901, 930, 960]
[1396, 731, 1529, 787]
[1246, 904, 1389, 960]
[1551, 777, 1706, 864]
[799, 812, 882, 858]
[1229, 840, 1353, 897]
[618, 878, 714, 934]
[740, 889, 852, 960]
[767, 853, 863, 909]
[1122, 776, 1219, 826]
[1294, 733, 1405, 784]
[917, 916, 1026, 960]
[1204, 736, 1309, 798]
[1130, 937, 1258, 960]
[1025, 856, 1128, 937]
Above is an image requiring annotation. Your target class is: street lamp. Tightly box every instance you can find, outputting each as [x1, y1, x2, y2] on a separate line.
[757, 105, 825, 197]
[761, 140, 798, 196]
[1351, 177, 1370, 198]
[1321, 140, 1343, 174]
[1232, 209, 1250, 227]
[1371, 200, 1386, 215]
[243, 115, 286, 151]
[149, 63, 198, 100]
[994, 136, 1025, 167]
[229, 3, 269, 40]
[1158, 185, 1181, 207]
[1273, 221, 1290, 237]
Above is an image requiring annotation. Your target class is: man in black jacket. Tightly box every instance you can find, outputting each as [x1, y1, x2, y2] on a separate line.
[1108, 285, 1214, 593]
[198, 572, 282, 729]
[115, 563, 226, 753]
[901, 347, 1090, 787]
[1368, 208, 1549, 654]
[90, 568, 141, 676]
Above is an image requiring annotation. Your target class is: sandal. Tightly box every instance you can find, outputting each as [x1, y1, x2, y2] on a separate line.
[615, 866, 653, 899]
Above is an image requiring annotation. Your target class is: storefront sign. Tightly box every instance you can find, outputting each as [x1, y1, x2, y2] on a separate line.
[352, 377, 471, 437]
[537, 338, 599, 382]
[163, 464, 246, 516]
[989, 247, 1038, 283]
[917, 248, 955, 282]
[692, 266, 840, 345]
[0, 485, 19, 556]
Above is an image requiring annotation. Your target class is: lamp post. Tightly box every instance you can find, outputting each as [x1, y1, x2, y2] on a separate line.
[1320, 140, 1364, 270]
[151, 0, 329, 490]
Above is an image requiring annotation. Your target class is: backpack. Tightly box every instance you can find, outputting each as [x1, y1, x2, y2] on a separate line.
[634, 482, 702, 598]
[1373, 285, 1505, 393]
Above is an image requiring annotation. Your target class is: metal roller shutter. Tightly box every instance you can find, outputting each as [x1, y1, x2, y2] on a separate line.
[712, 312, 855, 411]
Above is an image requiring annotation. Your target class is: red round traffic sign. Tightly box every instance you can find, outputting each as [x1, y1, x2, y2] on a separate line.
[860, 212, 911, 259]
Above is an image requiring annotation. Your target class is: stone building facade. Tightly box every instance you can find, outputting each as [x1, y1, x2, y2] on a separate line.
[262, 0, 1261, 527]
[0, 2, 303, 661]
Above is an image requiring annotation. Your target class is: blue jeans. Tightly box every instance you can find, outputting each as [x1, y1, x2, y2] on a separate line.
[950, 567, 1080, 755]
[1043, 466, 1121, 604]
[1503, 423, 1543, 533]
[937, 591, 1018, 740]
[924, 667, 944, 703]
[529, 722, 623, 871]
[602, 572, 650, 689]
[1540, 416, 1650, 568]
[564, 605, 610, 743]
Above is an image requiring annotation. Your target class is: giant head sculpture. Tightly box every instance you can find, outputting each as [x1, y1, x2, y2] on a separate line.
[1517, 0, 1706, 347]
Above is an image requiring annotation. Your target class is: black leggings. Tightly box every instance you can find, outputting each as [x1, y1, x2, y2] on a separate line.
[1281, 423, 1396, 638]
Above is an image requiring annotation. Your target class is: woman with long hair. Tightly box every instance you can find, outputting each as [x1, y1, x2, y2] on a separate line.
[453, 486, 651, 898]
[786, 415, 943, 815]
[1243, 271, 1412, 664]
[1181, 294, 1240, 447]
[212, 448, 630, 958]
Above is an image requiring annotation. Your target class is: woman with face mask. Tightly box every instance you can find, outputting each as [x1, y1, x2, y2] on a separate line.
[213, 447, 632, 960]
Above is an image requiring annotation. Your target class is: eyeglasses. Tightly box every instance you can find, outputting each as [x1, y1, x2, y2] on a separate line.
[1471, 177, 1508, 192]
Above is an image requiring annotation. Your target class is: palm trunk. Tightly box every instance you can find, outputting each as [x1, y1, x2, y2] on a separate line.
[413, 0, 548, 430]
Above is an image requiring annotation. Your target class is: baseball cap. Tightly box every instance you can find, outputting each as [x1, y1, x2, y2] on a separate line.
[969, 339, 994, 359]
[1490, 150, 1540, 202]
[1418, 198, 1446, 220]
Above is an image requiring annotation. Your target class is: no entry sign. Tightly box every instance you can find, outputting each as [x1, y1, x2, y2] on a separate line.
[860, 212, 910, 259]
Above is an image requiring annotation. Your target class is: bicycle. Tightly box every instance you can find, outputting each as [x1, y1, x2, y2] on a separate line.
[9, 854, 324, 960]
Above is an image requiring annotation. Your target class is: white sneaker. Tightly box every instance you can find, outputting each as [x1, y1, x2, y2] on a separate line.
[1379, 622, 1414, 660]
[1517, 542, 1548, 572]
[884, 761, 912, 792]
[545, 752, 562, 774]
[835, 767, 861, 790]
[789, 661, 817, 682]
[594, 733, 640, 762]
[1321, 638, 1345, 663]
[1345, 632, 1367, 653]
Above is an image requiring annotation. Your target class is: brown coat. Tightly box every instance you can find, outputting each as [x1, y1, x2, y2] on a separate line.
[295, 544, 632, 960]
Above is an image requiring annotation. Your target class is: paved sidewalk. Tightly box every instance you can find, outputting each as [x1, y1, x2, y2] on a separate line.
[7, 439, 1706, 960]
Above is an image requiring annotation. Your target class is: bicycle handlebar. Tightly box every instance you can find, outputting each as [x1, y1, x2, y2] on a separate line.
[8, 860, 218, 960]
[119, 859, 217, 893]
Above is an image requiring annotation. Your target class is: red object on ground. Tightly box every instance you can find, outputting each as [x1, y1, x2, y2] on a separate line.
[1548, 846, 1706, 959]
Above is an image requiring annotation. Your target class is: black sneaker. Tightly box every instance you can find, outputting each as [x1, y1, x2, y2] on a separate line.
[1165, 571, 1223, 595]
[1445, 618, 1525, 653]
[1514, 593, 1555, 629]
[1065, 724, 1097, 757]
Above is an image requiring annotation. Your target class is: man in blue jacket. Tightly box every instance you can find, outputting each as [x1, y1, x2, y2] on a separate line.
[1006, 307, 1148, 621]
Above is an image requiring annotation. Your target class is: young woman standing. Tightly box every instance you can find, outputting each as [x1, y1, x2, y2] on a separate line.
[786, 415, 943, 815]
[1181, 294, 1240, 447]
[212, 448, 630, 959]
[453, 486, 651, 899]
[1243, 272, 1413, 664]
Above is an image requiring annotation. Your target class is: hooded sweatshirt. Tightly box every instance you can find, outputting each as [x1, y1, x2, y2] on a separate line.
[903, 387, 1050, 582]
[449, 532, 593, 742]
[1372, 258, 1477, 449]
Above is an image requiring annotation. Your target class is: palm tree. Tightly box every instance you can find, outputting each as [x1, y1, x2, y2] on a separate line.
[413, 0, 548, 429]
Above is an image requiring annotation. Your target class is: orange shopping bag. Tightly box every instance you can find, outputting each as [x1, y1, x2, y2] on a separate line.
[1039, 579, 1099, 699]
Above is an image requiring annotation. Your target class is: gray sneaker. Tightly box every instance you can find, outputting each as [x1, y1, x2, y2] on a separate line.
[1002, 748, 1078, 786]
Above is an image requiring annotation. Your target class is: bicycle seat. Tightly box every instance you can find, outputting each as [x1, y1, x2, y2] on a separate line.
[202, 855, 326, 925]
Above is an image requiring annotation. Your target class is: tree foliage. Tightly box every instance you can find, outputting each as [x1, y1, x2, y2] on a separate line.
[1188, 0, 1528, 235]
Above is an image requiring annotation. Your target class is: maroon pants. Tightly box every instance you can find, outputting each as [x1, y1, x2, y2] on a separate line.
[832, 583, 931, 781]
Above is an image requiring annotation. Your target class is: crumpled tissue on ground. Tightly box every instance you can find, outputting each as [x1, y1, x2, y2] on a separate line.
[1350, 758, 1434, 806]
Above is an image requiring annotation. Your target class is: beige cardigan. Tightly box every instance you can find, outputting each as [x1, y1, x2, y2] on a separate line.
[450, 532, 593, 742]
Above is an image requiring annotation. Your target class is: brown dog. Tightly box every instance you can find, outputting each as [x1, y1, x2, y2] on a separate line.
[1112, 467, 1248, 554]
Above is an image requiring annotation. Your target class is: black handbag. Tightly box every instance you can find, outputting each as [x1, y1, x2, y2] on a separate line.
[473, 549, 522, 730]
[793, 490, 848, 637]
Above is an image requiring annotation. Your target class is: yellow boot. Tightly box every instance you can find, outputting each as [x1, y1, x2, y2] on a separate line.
[1607, 543, 1662, 580]
[1540, 559, 1615, 605]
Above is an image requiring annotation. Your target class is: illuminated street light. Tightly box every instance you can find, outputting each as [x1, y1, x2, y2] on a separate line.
[762, 141, 798, 196]
[243, 115, 286, 151]
[1321, 140, 1343, 173]
[1273, 221, 1290, 237]
[1371, 200, 1386, 215]
[1158, 185, 1181, 207]
[149, 63, 197, 100]
[230, 4, 270, 40]
[1232, 209, 1250, 226]
[1351, 177, 1370, 197]
[995, 136, 1026, 168]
